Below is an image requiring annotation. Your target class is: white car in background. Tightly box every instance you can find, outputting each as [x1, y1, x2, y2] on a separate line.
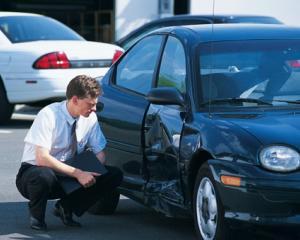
[0, 12, 123, 124]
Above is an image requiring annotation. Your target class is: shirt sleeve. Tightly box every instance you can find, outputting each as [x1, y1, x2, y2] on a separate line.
[87, 113, 107, 154]
[24, 107, 54, 150]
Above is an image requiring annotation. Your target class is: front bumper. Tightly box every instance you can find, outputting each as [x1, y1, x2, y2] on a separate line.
[209, 159, 300, 226]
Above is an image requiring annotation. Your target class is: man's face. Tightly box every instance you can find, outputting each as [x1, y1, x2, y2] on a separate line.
[74, 96, 98, 117]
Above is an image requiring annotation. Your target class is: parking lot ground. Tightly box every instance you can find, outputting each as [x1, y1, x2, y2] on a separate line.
[0, 199, 195, 240]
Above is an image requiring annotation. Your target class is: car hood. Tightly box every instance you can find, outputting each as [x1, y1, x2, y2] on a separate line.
[216, 110, 300, 147]
[13, 40, 122, 60]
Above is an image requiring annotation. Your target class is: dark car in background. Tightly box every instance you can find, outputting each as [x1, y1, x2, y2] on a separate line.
[116, 14, 282, 50]
[93, 24, 300, 239]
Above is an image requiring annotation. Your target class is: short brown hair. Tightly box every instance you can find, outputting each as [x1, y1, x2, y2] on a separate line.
[66, 75, 102, 100]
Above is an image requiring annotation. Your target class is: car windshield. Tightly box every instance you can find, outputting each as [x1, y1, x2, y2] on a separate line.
[0, 16, 83, 43]
[199, 39, 300, 108]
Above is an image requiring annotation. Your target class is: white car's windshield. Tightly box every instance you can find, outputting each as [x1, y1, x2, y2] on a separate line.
[0, 16, 83, 43]
[199, 39, 300, 107]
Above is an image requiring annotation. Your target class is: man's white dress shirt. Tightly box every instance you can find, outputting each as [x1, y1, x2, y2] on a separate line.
[21, 101, 106, 165]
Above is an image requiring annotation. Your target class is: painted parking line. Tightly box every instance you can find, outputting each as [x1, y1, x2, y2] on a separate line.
[0, 130, 12, 134]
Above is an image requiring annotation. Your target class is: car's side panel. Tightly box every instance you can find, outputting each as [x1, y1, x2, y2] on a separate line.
[142, 103, 188, 216]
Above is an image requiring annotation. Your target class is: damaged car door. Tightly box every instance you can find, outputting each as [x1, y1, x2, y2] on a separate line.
[143, 36, 188, 214]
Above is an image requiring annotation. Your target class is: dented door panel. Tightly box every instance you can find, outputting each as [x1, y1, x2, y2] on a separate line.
[143, 104, 186, 215]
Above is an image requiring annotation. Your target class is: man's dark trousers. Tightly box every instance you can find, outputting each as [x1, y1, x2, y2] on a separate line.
[16, 163, 123, 222]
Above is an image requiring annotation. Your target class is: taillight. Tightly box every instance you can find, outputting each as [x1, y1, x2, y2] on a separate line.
[112, 50, 123, 64]
[33, 52, 70, 69]
[288, 60, 300, 68]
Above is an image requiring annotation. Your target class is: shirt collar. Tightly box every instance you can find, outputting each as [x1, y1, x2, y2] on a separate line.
[61, 100, 78, 125]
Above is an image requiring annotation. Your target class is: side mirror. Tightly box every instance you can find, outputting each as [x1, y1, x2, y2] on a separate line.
[146, 87, 185, 106]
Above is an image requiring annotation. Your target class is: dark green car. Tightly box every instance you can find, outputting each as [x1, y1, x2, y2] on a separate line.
[94, 24, 300, 239]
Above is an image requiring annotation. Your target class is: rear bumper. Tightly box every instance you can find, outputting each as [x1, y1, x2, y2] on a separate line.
[209, 159, 300, 226]
[3, 67, 109, 103]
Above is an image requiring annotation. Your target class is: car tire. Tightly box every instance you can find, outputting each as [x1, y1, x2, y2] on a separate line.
[0, 82, 14, 124]
[88, 189, 120, 215]
[193, 163, 230, 240]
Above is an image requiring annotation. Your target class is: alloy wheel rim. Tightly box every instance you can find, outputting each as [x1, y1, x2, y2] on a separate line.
[196, 177, 218, 240]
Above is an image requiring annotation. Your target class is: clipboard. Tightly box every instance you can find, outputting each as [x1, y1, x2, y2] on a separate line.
[57, 150, 107, 194]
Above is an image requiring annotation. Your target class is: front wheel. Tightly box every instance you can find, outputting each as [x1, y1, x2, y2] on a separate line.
[193, 163, 229, 240]
[88, 189, 120, 215]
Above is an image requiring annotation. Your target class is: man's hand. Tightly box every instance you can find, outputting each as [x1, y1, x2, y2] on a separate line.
[35, 146, 103, 187]
[74, 169, 100, 188]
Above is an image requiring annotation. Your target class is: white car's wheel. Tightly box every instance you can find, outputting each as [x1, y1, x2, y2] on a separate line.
[0, 82, 14, 124]
[193, 163, 229, 240]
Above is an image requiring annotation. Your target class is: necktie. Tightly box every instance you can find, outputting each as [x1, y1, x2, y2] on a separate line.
[70, 120, 77, 157]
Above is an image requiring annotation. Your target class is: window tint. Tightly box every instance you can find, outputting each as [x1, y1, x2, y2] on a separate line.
[157, 36, 186, 93]
[0, 16, 83, 43]
[199, 40, 300, 106]
[116, 35, 163, 95]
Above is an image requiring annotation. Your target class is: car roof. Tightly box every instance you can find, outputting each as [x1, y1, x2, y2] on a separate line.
[0, 12, 41, 17]
[157, 24, 300, 43]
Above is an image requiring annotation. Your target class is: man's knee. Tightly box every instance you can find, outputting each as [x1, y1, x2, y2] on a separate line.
[26, 167, 57, 197]
[107, 166, 123, 185]
[96, 166, 123, 190]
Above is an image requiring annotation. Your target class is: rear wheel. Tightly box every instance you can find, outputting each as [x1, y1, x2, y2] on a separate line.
[0, 82, 14, 124]
[193, 163, 230, 240]
[88, 189, 120, 215]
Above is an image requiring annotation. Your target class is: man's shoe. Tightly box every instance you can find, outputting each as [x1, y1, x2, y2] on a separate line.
[30, 216, 47, 231]
[53, 202, 81, 227]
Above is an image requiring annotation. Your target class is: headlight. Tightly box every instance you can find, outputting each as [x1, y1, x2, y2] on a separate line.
[260, 146, 300, 172]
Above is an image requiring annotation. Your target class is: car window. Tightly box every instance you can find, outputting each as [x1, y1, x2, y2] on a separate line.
[157, 36, 186, 93]
[115, 35, 163, 95]
[199, 40, 300, 106]
[0, 16, 83, 43]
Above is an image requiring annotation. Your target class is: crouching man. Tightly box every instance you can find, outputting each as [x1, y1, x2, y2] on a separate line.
[16, 75, 123, 230]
